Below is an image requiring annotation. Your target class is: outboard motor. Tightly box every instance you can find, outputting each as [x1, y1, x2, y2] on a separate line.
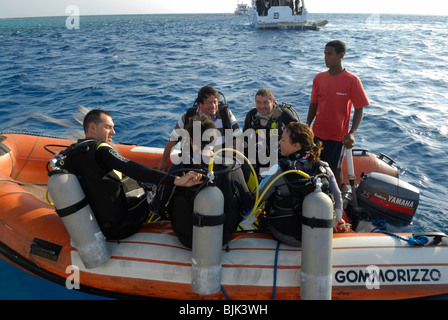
[48, 171, 111, 269]
[354, 172, 419, 226]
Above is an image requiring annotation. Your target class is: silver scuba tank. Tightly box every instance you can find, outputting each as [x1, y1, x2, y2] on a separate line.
[48, 172, 111, 269]
[191, 185, 225, 295]
[300, 178, 334, 300]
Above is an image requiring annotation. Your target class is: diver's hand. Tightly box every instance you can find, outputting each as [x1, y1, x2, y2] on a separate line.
[173, 171, 203, 187]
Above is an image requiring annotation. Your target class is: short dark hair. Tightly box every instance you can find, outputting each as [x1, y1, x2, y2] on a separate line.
[255, 88, 275, 101]
[83, 109, 111, 133]
[196, 85, 220, 104]
[326, 40, 346, 55]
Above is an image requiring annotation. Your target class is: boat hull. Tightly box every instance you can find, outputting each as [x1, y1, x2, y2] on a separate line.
[0, 132, 447, 300]
[255, 21, 328, 30]
[248, 5, 328, 30]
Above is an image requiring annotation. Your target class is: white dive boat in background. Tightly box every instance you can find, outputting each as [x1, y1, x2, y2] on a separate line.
[248, 0, 328, 30]
[234, 1, 249, 15]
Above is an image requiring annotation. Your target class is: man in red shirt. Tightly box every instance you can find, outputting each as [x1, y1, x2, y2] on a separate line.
[306, 40, 369, 186]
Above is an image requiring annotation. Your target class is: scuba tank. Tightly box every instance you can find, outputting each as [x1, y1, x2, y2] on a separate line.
[191, 185, 225, 295]
[47, 151, 111, 269]
[301, 178, 334, 300]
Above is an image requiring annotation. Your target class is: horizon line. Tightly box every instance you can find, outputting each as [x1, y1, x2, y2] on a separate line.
[1, 11, 447, 20]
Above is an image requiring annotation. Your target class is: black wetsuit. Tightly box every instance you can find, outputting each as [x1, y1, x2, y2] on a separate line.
[154, 155, 253, 248]
[60, 139, 174, 240]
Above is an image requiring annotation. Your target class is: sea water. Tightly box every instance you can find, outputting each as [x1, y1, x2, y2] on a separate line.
[0, 13, 447, 299]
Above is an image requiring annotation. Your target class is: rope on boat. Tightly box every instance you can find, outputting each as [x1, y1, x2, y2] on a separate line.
[366, 217, 429, 246]
[272, 241, 280, 300]
[0, 178, 38, 186]
[376, 230, 429, 246]
[220, 285, 231, 300]
[220, 241, 281, 301]
[0, 130, 69, 140]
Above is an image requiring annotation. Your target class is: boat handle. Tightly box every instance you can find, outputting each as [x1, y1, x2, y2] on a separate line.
[378, 153, 395, 165]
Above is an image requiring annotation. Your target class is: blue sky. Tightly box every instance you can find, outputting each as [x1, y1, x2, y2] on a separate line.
[1, 0, 447, 18]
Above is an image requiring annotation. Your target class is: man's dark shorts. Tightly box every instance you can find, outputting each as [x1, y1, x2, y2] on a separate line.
[314, 137, 345, 171]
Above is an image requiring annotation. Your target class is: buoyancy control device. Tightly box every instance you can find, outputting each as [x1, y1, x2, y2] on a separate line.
[262, 159, 333, 247]
[351, 172, 419, 227]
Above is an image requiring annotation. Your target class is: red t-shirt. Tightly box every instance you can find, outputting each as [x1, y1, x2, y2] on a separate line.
[310, 69, 369, 141]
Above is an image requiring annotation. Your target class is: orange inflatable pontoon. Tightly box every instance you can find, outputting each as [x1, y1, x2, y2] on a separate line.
[1, 132, 447, 300]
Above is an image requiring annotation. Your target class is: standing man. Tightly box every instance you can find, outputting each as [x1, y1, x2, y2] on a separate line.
[157, 85, 242, 171]
[306, 40, 369, 186]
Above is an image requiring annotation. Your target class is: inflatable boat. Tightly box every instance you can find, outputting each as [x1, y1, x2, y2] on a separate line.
[1, 132, 448, 300]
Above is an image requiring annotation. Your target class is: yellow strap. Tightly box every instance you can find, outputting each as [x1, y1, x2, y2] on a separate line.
[96, 142, 112, 150]
[246, 170, 258, 194]
[113, 170, 123, 180]
[97, 142, 123, 179]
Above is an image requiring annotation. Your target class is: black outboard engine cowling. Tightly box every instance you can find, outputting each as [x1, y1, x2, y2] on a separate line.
[355, 172, 419, 226]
